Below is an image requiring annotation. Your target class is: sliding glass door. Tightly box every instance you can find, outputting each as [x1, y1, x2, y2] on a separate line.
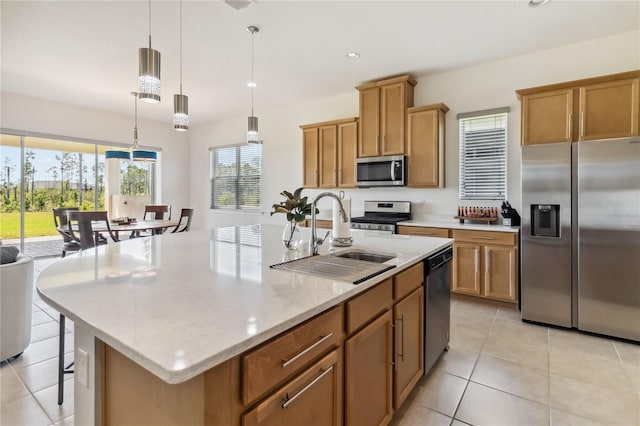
[0, 132, 156, 258]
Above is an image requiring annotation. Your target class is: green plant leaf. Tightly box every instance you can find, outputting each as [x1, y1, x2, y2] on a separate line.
[293, 187, 303, 200]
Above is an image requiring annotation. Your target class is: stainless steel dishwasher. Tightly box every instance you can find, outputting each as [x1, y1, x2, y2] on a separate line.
[424, 246, 452, 374]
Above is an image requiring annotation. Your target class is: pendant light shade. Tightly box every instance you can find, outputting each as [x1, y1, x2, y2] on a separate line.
[246, 25, 261, 144]
[174, 94, 189, 131]
[173, 0, 189, 131]
[132, 149, 157, 162]
[139, 45, 161, 103]
[105, 150, 131, 161]
[138, 0, 161, 103]
[247, 116, 259, 144]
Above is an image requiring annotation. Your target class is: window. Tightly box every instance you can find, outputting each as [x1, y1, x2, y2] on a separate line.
[210, 143, 262, 209]
[458, 108, 508, 200]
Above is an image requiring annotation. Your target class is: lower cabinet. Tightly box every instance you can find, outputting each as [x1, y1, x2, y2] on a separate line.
[243, 350, 343, 426]
[393, 287, 424, 409]
[452, 230, 518, 302]
[345, 311, 393, 426]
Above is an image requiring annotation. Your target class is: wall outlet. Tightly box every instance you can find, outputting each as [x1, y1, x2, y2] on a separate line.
[76, 348, 89, 388]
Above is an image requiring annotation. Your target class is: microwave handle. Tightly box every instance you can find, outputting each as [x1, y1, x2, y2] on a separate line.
[391, 160, 401, 180]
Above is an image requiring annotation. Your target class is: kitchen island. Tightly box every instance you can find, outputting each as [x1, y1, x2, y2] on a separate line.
[37, 224, 452, 425]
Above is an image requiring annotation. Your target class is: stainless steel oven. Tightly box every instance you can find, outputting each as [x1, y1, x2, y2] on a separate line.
[350, 201, 411, 234]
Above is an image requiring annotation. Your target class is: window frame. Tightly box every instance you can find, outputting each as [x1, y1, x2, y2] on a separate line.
[209, 143, 262, 211]
[457, 108, 509, 201]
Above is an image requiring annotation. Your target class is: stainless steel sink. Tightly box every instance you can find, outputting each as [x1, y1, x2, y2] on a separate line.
[270, 252, 396, 284]
[335, 251, 395, 263]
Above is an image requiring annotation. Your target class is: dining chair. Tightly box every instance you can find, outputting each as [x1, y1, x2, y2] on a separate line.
[171, 208, 194, 233]
[135, 204, 172, 237]
[52, 207, 80, 258]
[67, 210, 119, 250]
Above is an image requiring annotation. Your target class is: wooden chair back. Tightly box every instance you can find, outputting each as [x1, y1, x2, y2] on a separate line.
[67, 211, 118, 250]
[143, 205, 171, 220]
[171, 208, 194, 233]
[53, 207, 80, 243]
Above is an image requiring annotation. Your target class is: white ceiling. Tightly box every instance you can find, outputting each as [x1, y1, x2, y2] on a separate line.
[2, 1, 639, 126]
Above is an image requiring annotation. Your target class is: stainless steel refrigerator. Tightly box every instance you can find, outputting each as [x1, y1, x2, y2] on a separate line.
[521, 137, 640, 342]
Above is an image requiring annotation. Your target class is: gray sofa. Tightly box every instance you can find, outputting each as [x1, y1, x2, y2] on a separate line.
[1, 252, 34, 361]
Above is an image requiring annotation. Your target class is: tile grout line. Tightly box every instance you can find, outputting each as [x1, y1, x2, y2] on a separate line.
[449, 305, 498, 423]
[7, 354, 57, 425]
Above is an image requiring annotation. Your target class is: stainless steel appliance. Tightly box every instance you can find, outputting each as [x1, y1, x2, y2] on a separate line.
[350, 201, 411, 233]
[521, 137, 640, 341]
[424, 247, 452, 374]
[356, 155, 406, 187]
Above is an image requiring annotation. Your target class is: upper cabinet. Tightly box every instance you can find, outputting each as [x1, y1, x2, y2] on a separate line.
[301, 118, 358, 189]
[356, 75, 416, 157]
[517, 70, 640, 145]
[407, 103, 449, 188]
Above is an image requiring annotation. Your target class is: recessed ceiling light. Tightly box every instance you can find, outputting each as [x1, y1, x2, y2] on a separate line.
[346, 52, 360, 60]
[247, 81, 257, 88]
[528, 0, 550, 7]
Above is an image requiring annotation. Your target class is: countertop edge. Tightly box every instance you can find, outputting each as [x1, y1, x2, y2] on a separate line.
[38, 237, 453, 384]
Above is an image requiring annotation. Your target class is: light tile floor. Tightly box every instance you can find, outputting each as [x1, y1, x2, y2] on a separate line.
[1, 257, 639, 426]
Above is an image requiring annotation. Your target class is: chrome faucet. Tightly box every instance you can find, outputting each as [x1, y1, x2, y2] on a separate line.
[309, 192, 348, 256]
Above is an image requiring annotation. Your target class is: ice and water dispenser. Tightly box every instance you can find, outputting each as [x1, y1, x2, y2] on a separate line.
[530, 204, 560, 237]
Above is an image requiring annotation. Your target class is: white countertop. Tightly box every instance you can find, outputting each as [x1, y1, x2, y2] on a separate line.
[399, 218, 520, 233]
[36, 224, 452, 384]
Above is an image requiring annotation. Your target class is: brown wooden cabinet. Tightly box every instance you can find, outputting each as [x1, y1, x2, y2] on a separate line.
[396, 225, 450, 238]
[517, 70, 640, 145]
[301, 118, 358, 188]
[393, 287, 424, 410]
[407, 103, 449, 188]
[345, 310, 393, 426]
[356, 75, 416, 158]
[243, 350, 343, 426]
[452, 230, 518, 302]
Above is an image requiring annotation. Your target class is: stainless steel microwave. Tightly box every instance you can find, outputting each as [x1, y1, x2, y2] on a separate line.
[356, 155, 406, 187]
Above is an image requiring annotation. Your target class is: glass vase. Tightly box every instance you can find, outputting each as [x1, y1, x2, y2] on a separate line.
[282, 220, 303, 250]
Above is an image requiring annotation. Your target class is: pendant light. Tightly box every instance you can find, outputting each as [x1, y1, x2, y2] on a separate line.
[130, 92, 157, 162]
[247, 25, 261, 144]
[139, 0, 161, 103]
[173, 0, 188, 131]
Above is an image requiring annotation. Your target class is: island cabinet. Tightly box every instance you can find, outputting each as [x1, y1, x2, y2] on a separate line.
[345, 262, 424, 425]
[356, 75, 416, 158]
[452, 229, 518, 303]
[100, 261, 429, 426]
[517, 70, 640, 145]
[407, 103, 449, 188]
[301, 118, 358, 188]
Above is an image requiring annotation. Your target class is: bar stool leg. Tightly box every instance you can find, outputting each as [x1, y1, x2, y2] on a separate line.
[58, 314, 65, 405]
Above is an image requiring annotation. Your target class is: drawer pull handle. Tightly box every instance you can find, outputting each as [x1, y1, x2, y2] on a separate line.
[470, 236, 496, 240]
[281, 366, 334, 409]
[282, 333, 333, 368]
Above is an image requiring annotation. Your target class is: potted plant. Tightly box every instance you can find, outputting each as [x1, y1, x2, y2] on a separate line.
[271, 188, 316, 249]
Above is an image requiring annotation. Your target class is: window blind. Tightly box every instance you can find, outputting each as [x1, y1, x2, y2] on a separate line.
[458, 112, 507, 200]
[210, 143, 262, 209]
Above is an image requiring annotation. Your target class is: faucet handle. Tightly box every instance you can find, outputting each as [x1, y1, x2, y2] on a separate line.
[317, 230, 331, 245]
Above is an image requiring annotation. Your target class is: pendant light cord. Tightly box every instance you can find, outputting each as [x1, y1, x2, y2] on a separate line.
[251, 28, 255, 116]
[133, 92, 139, 148]
[148, 0, 152, 49]
[179, 0, 183, 95]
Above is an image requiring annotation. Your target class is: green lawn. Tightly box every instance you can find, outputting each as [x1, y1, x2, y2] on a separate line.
[0, 211, 57, 239]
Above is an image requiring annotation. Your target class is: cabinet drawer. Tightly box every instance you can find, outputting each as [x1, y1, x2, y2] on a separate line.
[242, 350, 341, 426]
[242, 306, 343, 405]
[394, 262, 424, 301]
[346, 279, 393, 335]
[453, 229, 516, 246]
[397, 226, 449, 238]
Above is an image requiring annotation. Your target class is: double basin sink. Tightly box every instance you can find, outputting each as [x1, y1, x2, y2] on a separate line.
[270, 249, 397, 284]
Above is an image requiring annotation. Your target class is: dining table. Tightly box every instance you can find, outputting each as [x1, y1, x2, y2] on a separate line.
[59, 219, 180, 241]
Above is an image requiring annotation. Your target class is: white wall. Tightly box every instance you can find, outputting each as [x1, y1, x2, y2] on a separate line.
[0, 92, 190, 214]
[190, 30, 639, 230]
